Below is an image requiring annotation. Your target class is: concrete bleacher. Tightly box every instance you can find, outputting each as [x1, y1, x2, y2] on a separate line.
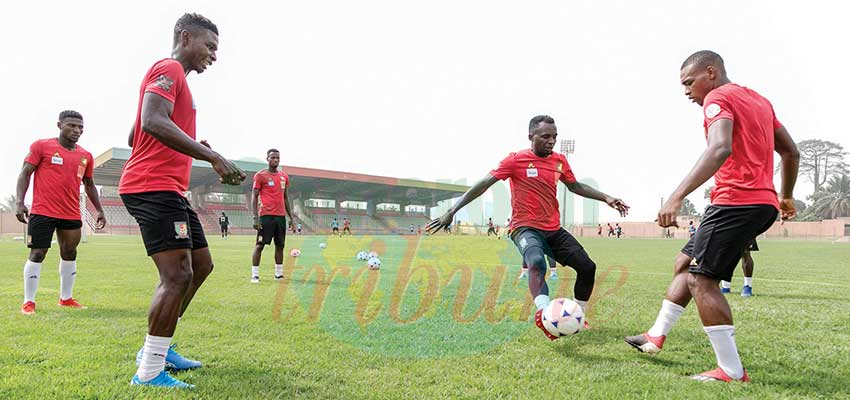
[309, 208, 429, 235]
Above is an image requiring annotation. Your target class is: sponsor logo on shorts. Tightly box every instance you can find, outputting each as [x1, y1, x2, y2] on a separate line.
[174, 221, 189, 239]
[26, 235, 32, 245]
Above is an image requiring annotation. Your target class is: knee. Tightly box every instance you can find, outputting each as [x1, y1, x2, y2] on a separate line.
[29, 249, 48, 263]
[571, 253, 597, 277]
[59, 246, 77, 261]
[255, 243, 265, 252]
[168, 259, 194, 290]
[524, 249, 547, 273]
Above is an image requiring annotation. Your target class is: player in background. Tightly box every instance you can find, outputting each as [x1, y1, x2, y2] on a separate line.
[427, 115, 629, 339]
[251, 149, 294, 283]
[342, 217, 351, 235]
[410, 223, 415, 234]
[625, 51, 799, 382]
[331, 218, 340, 236]
[688, 220, 697, 238]
[15, 110, 107, 315]
[487, 217, 496, 237]
[219, 212, 229, 238]
[122, 13, 246, 388]
[720, 239, 758, 296]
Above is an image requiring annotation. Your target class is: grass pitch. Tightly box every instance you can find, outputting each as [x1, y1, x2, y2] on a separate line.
[1, 234, 848, 399]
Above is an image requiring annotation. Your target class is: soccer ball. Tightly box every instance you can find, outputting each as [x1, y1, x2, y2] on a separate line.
[356, 251, 369, 261]
[367, 256, 381, 270]
[539, 298, 584, 338]
[367, 251, 378, 259]
[290, 248, 301, 257]
[319, 243, 327, 249]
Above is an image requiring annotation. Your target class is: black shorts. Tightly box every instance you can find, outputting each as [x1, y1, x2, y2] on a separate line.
[220, 224, 228, 232]
[27, 214, 82, 249]
[257, 215, 286, 246]
[332, 227, 339, 232]
[121, 191, 208, 256]
[682, 205, 777, 281]
[511, 227, 589, 268]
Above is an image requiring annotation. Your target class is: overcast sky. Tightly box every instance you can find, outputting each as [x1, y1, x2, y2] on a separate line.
[2, 1, 847, 221]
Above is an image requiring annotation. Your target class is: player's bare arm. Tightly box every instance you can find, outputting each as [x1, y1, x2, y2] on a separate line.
[774, 125, 800, 220]
[83, 177, 107, 229]
[284, 185, 296, 226]
[426, 174, 498, 234]
[127, 123, 135, 147]
[565, 181, 630, 217]
[658, 118, 733, 227]
[14, 162, 36, 223]
[140, 92, 245, 185]
[251, 187, 261, 230]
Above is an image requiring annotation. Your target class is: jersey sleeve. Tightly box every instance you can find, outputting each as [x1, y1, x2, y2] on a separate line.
[252, 172, 263, 189]
[143, 60, 185, 104]
[559, 157, 577, 184]
[490, 153, 516, 180]
[703, 90, 734, 129]
[24, 141, 41, 166]
[84, 152, 94, 178]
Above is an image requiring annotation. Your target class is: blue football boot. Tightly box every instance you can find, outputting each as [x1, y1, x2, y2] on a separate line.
[130, 370, 194, 389]
[741, 285, 753, 297]
[137, 344, 203, 371]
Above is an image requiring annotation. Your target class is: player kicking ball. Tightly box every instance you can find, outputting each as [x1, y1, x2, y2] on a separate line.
[625, 51, 799, 382]
[15, 110, 107, 314]
[427, 115, 629, 339]
[121, 13, 246, 389]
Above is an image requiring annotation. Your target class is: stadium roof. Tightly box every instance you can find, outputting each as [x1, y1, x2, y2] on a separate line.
[93, 148, 468, 206]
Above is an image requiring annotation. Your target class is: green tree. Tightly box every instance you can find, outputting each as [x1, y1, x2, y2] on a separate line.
[809, 175, 850, 219]
[0, 194, 17, 212]
[680, 198, 699, 216]
[795, 140, 848, 193]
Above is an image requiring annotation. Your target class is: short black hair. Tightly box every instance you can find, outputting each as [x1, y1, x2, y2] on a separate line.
[173, 13, 219, 46]
[528, 115, 555, 133]
[59, 110, 83, 121]
[267, 148, 280, 156]
[681, 50, 725, 73]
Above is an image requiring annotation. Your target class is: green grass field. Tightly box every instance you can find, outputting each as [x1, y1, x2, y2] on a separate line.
[1, 234, 849, 399]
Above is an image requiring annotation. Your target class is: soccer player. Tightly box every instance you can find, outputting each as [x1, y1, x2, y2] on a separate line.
[720, 239, 757, 296]
[624, 51, 799, 382]
[251, 149, 293, 283]
[427, 115, 629, 339]
[296, 223, 303, 235]
[121, 13, 246, 388]
[331, 218, 340, 236]
[342, 217, 351, 235]
[15, 110, 107, 315]
[487, 217, 496, 237]
[219, 212, 229, 238]
[410, 223, 415, 234]
[688, 220, 697, 238]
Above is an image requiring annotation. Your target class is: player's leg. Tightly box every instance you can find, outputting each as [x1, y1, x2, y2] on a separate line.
[178, 207, 211, 317]
[273, 217, 286, 280]
[251, 216, 273, 282]
[547, 255, 558, 280]
[56, 222, 85, 307]
[741, 243, 755, 297]
[511, 228, 551, 311]
[21, 215, 54, 314]
[548, 229, 596, 315]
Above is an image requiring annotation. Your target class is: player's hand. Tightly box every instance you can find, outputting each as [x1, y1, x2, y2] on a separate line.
[779, 197, 797, 223]
[95, 211, 107, 230]
[605, 196, 630, 217]
[211, 153, 246, 186]
[657, 197, 682, 228]
[15, 203, 29, 224]
[425, 212, 453, 235]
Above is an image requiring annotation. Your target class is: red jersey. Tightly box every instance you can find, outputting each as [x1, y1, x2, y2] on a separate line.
[491, 149, 577, 231]
[120, 59, 196, 195]
[253, 169, 289, 216]
[343, 220, 351, 228]
[703, 83, 780, 209]
[24, 138, 93, 220]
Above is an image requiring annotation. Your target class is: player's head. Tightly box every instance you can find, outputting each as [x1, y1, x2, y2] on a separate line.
[173, 13, 219, 74]
[680, 50, 728, 106]
[528, 115, 557, 157]
[57, 110, 84, 143]
[266, 148, 280, 168]
[221, 212, 226, 216]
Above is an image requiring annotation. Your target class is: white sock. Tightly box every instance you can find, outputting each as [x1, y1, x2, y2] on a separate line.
[647, 299, 686, 337]
[59, 259, 77, 300]
[743, 277, 752, 287]
[275, 264, 283, 277]
[720, 280, 731, 289]
[534, 294, 550, 311]
[23, 260, 42, 303]
[574, 299, 588, 314]
[704, 325, 744, 380]
[251, 266, 259, 278]
[136, 334, 172, 382]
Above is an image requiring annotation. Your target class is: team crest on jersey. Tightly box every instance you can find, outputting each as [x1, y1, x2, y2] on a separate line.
[174, 221, 189, 239]
[557, 163, 563, 172]
[527, 162, 535, 168]
[705, 103, 721, 119]
[81, 158, 88, 166]
[154, 74, 175, 92]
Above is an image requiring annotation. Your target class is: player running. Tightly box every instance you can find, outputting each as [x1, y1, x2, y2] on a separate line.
[427, 115, 629, 339]
[121, 13, 246, 389]
[15, 110, 107, 315]
[624, 51, 799, 383]
[251, 149, 294, 283]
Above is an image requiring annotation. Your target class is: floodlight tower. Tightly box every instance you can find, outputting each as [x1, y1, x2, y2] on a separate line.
[561, 139, 575, 227]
